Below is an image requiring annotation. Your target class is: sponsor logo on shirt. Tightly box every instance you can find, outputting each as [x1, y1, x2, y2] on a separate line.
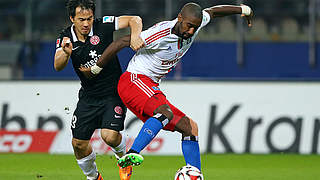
[81, 50, 101, 68]
[162, 58, 180, 65]
[103, 16, 114, 23]
[72, 46, 80, 51]
[56, 38, 60, 48]
[114, 115, 122, 119]
[152, 86, 160, 91]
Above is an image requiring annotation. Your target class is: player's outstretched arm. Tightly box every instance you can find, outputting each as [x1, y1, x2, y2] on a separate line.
[204, 4, 253, 27]
[118, 16, 145, 51]
[97, 35, 130, 67]
[79, 35, 130, 78]
[54, 37, 72, 71]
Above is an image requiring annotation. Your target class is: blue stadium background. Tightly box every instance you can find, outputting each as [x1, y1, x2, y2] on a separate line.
[22, 42, 320, 80]
[1, 0, 320, 81]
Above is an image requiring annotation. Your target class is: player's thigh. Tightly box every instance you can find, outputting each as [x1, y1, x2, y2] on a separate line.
[162, 101, 186, 131]
[100, 96, 127, 132]
[145, 93, 173, 119]
[118, 72, 165, 122]
[72, 97, 101, 140]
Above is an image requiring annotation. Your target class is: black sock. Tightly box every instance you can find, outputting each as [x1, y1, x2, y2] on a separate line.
[127, 149, 139, 154]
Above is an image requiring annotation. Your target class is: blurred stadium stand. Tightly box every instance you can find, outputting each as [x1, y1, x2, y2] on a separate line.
[0, 0, 320, 80]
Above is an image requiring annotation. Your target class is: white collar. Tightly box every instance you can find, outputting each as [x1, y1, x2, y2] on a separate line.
[70, 24, 94, 42]
[170, 19, 178, 32]
[170, 19, 179, 38]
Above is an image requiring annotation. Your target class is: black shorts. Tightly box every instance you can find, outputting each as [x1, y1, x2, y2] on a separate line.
[71, 93, 127, 140]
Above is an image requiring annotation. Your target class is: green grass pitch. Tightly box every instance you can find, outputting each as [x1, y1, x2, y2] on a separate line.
[0, 153, 319, 180]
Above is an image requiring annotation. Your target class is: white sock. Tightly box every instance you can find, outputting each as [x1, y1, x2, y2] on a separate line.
[111, 132, 126, 159]
[77, 151, 98, 179]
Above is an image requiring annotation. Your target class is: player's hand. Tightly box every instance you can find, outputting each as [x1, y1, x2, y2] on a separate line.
[62, 37, 73, 56]
[130, 35, 145, 51]
[241, 4, 253, 27]
[79, 65, 96, 79]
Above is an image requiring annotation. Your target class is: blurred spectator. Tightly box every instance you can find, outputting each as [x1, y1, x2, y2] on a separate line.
[246, 18, 269, 41]
[280, 17, 300, 41]
[0, 0, 312, 42]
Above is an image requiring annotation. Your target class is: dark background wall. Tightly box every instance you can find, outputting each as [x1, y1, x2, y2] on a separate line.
[22, 42, 320, 80]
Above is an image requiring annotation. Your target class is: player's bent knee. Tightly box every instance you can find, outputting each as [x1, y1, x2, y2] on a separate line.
[180, 117, 198, 137]
[72, 138, 90, 151]
[103, 135, 120, 148]
[101, 129, 121, 147]
[153, 113, 171, 127]
[154, 104, 174, 120]
[190, 120, 199, 136]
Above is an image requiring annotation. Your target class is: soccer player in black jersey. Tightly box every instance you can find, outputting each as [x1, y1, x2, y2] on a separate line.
[54, 0, 144, 180]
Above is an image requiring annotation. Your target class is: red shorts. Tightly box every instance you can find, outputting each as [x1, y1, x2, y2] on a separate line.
[118, 71, 186, 131]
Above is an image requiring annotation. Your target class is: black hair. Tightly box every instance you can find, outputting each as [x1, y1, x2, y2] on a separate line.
[180, 2, 202, 19]
[66, 0, 95, 18]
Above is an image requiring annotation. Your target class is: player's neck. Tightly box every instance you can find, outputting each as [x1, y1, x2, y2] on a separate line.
[172, 23, 182, 38]
[76, 32, 88, 42]
[172, 25, 179, 37]
[73, 26, 88, 42]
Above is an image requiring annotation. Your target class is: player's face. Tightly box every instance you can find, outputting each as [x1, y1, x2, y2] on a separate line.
[70, 7, 94, 36]
[178, 14, 201, 39]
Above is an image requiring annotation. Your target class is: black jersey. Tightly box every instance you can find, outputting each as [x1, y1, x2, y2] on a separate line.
[56, 16, 122, 97]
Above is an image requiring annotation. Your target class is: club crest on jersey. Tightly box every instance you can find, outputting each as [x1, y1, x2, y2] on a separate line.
[90, 35, 100, 45]
[114, 106, 123, 115]
[56, 38, 60, 48]
[103, 16, 114, 23]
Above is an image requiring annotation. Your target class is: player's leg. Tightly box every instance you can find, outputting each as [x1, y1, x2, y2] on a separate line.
[72, 138, 101, 180]
[101, 129, 125, 158]
[99, 98, 126, 157]
[100, 129, 132, 180]
[127, 103, 173, 154]
[71, 96, 103, 180]
[145, 101, 202, 170]
[118, 94, 173, 168]
[72, 134, 102, 180]
[174, 116, 201, 171]
[117, 72, 172, 167]
[100, 97, 132, 180]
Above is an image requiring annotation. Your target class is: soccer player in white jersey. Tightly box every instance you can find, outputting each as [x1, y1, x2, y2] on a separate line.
[80, 2, 253, 172]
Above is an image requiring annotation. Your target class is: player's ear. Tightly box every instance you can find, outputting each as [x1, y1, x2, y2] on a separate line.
[177, 13, 183, 21]
[70, 16, 74, 23]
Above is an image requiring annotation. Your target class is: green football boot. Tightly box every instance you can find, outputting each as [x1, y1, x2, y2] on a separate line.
[117, 153, 144, 168]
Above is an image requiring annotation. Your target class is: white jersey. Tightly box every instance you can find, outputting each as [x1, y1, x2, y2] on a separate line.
[127, 11, 211, 83]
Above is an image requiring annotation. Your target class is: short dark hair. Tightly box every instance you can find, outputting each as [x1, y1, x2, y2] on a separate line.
[180, 2, 202, 19]
[67, 0, 96, 18]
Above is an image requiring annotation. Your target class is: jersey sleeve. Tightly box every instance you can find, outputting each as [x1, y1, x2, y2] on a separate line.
[99, 16, 118, 31]
[201, 10, 211, 28]
[140, 22, 171, 50]
[55, 29, 69, 50]
[96, 16, 118, 43]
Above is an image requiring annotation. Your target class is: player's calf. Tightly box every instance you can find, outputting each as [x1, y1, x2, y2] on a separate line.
[177, 117, 201, 170]
[129, 113, 170, 153]
[182, 135, 201, 170]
